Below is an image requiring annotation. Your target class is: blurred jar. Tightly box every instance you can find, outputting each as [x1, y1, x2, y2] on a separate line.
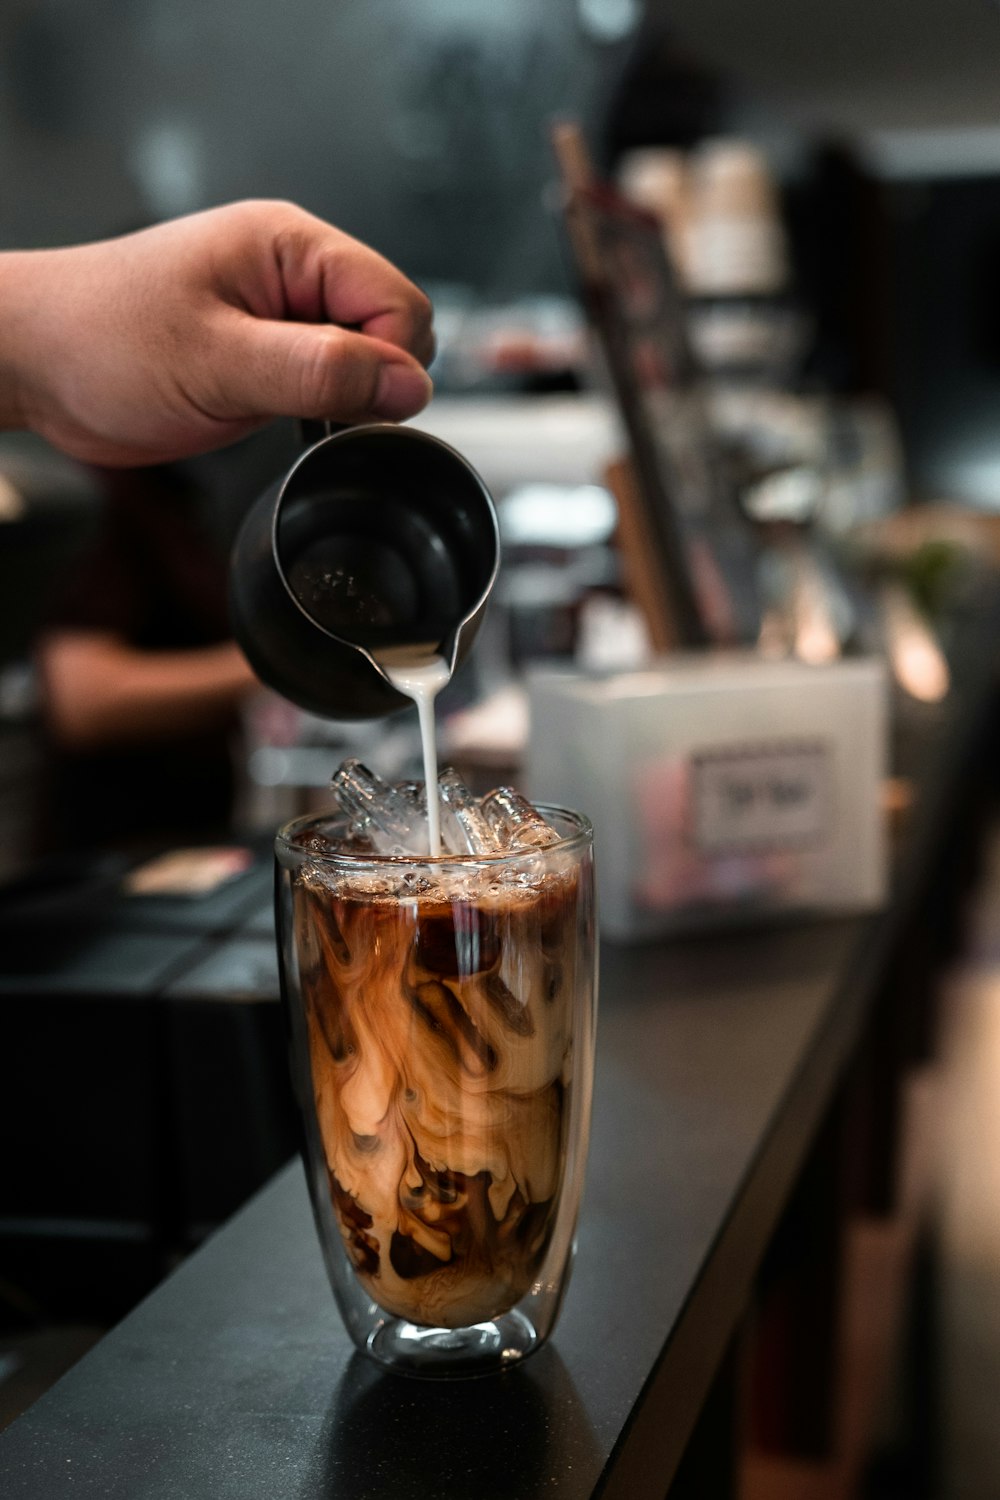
[618, 138, 807, 389]
[683, 139, 805, 389]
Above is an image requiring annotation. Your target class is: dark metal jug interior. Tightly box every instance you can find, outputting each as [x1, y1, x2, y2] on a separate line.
[230, 424, 499, 720]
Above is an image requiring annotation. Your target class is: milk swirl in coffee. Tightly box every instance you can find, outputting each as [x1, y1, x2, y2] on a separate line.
[293, 842, 581, 1327]
[291, 648, 583, 1330]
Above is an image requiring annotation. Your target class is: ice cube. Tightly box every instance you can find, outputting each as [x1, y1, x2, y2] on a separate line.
[394, 780, 425, 804]
[437, 767, 503, 856]
[330, 759, 429, 855]
[480, 787, 560, 851]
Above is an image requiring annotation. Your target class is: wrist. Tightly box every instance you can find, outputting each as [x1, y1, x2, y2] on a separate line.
[0, 250, 48, 432]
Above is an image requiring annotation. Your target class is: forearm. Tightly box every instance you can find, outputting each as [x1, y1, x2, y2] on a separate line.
[38, 633, 259, 748]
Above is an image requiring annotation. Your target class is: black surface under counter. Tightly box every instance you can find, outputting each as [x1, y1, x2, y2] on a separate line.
[0, 845, 274, 997]
[160, 934, 279, 1001]
[0, 915, 866, 1500]
[112, 856, 273, 936]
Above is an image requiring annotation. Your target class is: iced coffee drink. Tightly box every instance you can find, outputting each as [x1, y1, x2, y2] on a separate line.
[276, 767, 596, 1372]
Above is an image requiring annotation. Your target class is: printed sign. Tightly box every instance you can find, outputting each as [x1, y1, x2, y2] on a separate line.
[691, 741, 831, 853]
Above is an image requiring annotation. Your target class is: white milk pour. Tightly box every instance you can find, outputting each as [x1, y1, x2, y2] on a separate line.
[373, 645, 452, 856]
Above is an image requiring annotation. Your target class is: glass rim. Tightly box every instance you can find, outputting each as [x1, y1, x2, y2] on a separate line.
[274, 801, 593, 870]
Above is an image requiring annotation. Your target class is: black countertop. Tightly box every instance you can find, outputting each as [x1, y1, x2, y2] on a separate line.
[1, 657, 997, 1497]
[0, 915, 863, 1500]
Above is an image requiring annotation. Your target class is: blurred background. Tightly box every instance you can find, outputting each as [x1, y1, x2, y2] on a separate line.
[4, 1, 1000, 1495]
[3, 0, 1000, 478]
[6, 0, 1000, 848]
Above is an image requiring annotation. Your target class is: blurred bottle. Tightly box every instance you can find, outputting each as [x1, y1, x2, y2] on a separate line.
[682, 139, 804, 390]
[683, 141, 803, 393]
[619, 139, 805, 389]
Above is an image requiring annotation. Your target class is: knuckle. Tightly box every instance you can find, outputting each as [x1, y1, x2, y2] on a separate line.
[258, 201, 324, 261]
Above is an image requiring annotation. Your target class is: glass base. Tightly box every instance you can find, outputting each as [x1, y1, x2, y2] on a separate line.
[365, 1308, 539, 1379]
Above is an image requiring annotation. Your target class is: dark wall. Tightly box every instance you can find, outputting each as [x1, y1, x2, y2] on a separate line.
[888, 177, 1000, 505]
[0, 0, 630, 298]
[6, 1, 1000, 505]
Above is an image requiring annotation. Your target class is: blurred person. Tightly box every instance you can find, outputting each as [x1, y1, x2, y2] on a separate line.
[35, 462, 256, 851]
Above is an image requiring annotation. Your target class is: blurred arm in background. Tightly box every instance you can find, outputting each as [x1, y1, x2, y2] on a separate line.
[34, 464, 262, 850]
[38, 633, 257, 750]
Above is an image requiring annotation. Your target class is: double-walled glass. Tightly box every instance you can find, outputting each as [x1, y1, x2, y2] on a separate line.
[275, 807, 597, 1378]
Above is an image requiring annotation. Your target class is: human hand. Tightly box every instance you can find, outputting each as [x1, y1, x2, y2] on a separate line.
[0, 200, 435, 465]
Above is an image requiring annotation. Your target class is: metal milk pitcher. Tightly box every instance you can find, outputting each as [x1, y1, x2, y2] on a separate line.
[230, 423, 500, 719]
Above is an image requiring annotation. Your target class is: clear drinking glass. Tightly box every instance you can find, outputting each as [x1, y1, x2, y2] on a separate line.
[275, 805, 597, 1378]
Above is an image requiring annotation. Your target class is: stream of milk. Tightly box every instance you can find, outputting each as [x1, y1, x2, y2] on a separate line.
[372, 645, 452, 856]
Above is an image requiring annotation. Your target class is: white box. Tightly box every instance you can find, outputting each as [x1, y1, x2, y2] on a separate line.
[526, 654, 889, 942]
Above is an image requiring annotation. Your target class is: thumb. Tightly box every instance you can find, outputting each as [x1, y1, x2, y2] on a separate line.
[210, 315, 434, 424]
